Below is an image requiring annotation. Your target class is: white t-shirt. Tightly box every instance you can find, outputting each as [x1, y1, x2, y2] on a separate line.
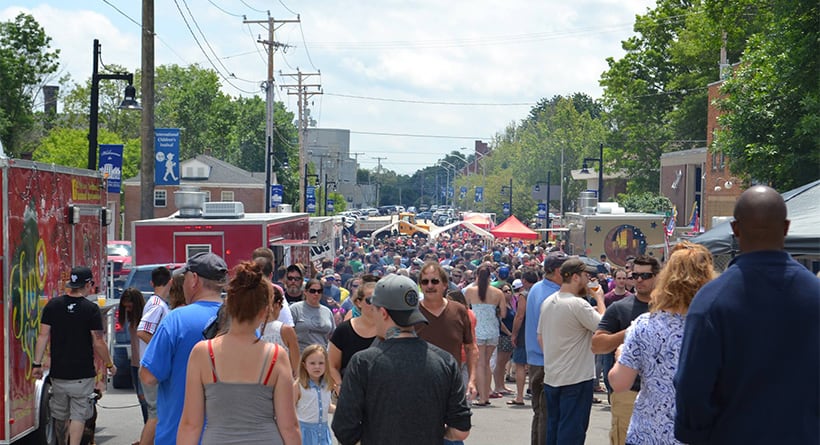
[137, 294, 170, 359]
[537, 291, 602, 387]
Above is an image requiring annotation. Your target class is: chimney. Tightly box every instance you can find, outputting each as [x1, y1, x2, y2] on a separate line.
[203, 148, 212, 156]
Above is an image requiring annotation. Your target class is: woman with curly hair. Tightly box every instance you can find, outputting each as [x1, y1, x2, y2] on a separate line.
[608, 241, 716, 445]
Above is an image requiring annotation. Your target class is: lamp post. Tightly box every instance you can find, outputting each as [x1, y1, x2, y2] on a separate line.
[439, 160, 457, 207]
[460, 146, 488, 211]
[324, 173, 337, 216]
[534, 171, 552, 227]
[501, 178, 513, 217]
[88, 39, 141, 170]
[580, 143, 604, 200]
[303, 163, 319, 213]
[265, 136, 289, 212]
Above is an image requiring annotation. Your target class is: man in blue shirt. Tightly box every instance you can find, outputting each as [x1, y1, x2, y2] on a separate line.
[675, 185, 820, 444]
[140, 252, 227, 444]
[525, 251, 567, 445]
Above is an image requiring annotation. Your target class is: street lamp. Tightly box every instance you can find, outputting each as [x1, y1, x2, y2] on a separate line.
[580, 143, 605, 200]
[265, 136, 289, 212]
[88, 39, 141, 170]
[534, 171, 553, 227]
[324, 173, 337, 216]
[303, 163, 319, 213]
[460, 146, 488, 211]
[501, 178, 513, 216]
[439, 160, 456, 207]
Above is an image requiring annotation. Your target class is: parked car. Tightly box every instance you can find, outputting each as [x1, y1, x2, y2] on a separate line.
[417, 211, 433, 221]
[112, 263, 184, 389]
[107, 240, 133, 281]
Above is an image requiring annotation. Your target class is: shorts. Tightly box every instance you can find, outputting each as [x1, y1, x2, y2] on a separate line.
[512, 343, 527, 364]
[50, 377, 96, 421]
[143, 379, 159, 419]
[476, 337, 499, 346]
[498, 335, 514, 353]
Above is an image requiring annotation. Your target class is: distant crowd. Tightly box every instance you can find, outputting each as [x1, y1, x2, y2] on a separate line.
[36, 185, 819, 445]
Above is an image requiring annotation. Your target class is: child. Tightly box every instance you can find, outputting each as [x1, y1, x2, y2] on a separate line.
[294, 344, 336, 445]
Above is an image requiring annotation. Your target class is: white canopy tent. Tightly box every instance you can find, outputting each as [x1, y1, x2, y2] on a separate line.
[431, 220, 495, 241]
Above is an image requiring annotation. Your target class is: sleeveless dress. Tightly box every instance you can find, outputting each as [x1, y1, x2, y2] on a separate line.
[296, 380, 333, 445]
[472, 303, 500, 341]
[261, 320, 287, 350]
[201, 340, 283, 445]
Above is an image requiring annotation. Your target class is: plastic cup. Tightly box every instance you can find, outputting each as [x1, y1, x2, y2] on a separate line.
[97, 296, 106, 307]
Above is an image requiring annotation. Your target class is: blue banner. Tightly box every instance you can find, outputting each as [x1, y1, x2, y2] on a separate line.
[306, 186, 316, 213]
[460, 186, 467, 200]
[270, 184, 284, 207]
[155, 128, 180, 185]
[537, 202, 547, 219]
[326, 199, 334, 213]
[503, 202, 510, 216]
[448, 186, 454, 198]
[475, 186, 484, 203]
[99, 144, 123, 194]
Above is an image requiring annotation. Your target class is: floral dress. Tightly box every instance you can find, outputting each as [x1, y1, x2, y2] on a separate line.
[619, 311, 686, 445]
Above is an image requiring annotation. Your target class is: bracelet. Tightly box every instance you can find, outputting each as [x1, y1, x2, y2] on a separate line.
[32, 363, 42, 369]
[106, 363, 114, 369]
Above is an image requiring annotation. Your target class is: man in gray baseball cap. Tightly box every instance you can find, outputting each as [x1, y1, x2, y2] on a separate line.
[333, 274, 471, 445]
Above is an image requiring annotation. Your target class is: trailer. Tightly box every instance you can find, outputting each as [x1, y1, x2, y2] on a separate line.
[564, 209, 665, 268]
[1, 158, 108, 444]
[132, 203, 311, 272]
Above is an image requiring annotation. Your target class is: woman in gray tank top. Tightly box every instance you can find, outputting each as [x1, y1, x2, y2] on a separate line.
[177, 261, 301, 444]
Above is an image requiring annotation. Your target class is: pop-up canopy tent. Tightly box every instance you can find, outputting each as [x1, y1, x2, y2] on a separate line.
[461, 212, 495, 229]
[490, 215, 539, 240]
[431, 220, 495, 241]
[692, 179, 820, 257]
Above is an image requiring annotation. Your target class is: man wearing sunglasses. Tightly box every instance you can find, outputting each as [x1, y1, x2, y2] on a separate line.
[283, 264, 305, 304]
[591, 255, 659, 445]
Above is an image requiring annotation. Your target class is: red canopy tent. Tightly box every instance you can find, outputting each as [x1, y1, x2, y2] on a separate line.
[490, 215, 539, 240]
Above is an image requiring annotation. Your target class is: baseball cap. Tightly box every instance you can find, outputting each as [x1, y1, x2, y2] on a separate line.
[67, 266, 93, 288]
[512, 279, 524, 290]
[370, 274, 428, 327]
[322, 268, 336, 279]
[560, 258, 598, 278]
[543, 251, 569, 272]
[175, 252, 228, 281]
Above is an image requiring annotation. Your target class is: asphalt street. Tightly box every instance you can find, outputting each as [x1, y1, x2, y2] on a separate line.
[93, 385, 612, 444]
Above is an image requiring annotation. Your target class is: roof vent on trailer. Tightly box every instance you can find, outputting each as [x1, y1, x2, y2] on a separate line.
[174, 186, 206, 218]
[202, 201, 245, 219]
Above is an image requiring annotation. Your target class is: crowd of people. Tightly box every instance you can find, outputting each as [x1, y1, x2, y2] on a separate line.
[34, 185, 819, 445]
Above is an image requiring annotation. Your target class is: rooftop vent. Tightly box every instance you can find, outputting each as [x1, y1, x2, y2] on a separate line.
[202, 201, 244, 219]
[174, 187, 205, 218]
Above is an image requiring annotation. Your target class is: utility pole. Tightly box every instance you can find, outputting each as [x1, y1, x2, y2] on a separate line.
[280, 70, 322, 212]
[244, 15, 298, 211]
[139, 0, 155, 220]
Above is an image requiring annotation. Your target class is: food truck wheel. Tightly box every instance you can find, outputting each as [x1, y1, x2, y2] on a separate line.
[23, 380, 55, 445]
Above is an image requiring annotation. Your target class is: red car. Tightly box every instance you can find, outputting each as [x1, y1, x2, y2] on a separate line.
[107, 240, 133, 279]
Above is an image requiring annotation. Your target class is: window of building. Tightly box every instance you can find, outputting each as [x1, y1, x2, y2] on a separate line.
[154, 189, 167, 207]
[221, 191, 235, 201]
[203, 191, 211, 202]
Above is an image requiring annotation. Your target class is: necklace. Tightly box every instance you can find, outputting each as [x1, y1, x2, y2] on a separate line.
[385, 326, 417, 340]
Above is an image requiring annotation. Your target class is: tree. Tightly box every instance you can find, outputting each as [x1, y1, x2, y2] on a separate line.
[714, 0, 820, 190]
[0, 13, 60, 156]
[616, 191, 672, 214]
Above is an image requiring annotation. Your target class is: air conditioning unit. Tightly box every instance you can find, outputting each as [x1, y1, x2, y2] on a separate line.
[202, 201, 245, 219]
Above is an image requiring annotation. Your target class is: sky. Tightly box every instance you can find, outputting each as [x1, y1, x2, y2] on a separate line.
[4, 0, 656, 175]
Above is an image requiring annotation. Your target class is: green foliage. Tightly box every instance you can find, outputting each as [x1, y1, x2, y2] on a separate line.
[0, 13, 60, 156]
[615, 192, 672, 214]
[714, 0, 820, 190]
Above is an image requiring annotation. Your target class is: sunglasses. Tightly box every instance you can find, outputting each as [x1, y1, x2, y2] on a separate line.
[286, 275, 302, 281]
[503, 289, 512, 293]
[630, 272, 655, 280]
[306, 288, 322, 294]
[365, 296, 374, 305]
[350, 284, 360, 288]
[420, 278, 441, 285]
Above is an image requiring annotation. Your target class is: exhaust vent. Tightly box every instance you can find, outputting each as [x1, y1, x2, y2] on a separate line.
[174, 187, 205, 218]
[203, 201, 245, 219]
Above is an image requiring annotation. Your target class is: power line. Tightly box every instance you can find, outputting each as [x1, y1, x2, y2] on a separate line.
[351, 131, 488, 140]
[99, 0, 189, 64]
[172, 0, 257, 94]
[278, 0, 298, 16]
[297, 21, 319, 71]
[206, 0, 245, 18]
[325, 92, 534, 106]
[239, 0, 268, 14]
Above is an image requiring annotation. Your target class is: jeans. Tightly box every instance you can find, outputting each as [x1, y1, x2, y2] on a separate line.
[130, 365, 148, 423]
[543, 379, 594, 445]
[529, 365, 546, 445]
[600, 353, 614, 393]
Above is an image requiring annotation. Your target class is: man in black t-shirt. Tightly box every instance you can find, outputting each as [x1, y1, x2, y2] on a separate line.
[33, 266, 115, 445]
[591, 256, 659, 445]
